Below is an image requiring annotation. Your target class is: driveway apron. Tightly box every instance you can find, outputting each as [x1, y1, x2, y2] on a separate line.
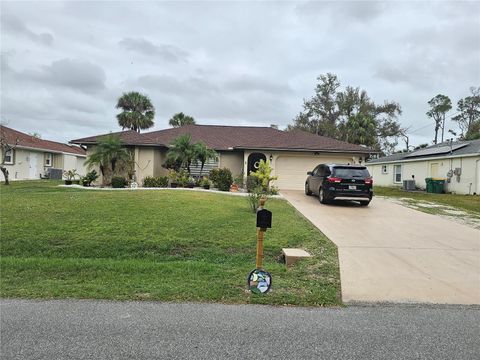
[281, 190, 480, 305]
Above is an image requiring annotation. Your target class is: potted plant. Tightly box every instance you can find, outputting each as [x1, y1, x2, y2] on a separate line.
[200, 176, 211, 190]
[63, 169, 78, 185]
[186, 176, 195, 188]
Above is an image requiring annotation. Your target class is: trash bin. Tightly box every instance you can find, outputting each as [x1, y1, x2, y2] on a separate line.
[425, 178, 433, 193]
[431, 178, 446, 194]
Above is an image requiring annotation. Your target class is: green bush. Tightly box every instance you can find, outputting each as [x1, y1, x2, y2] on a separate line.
[111, 176, 128, 188]
[209, 168, 220, 186]
[82, 170, 99, 186]
[210, 168, 233, 191]
[143, 176, 169, 188]
[246, 175, 261, 192]
[247, 186, 265, 213]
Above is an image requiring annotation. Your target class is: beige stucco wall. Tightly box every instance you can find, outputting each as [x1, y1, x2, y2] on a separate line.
[152, 149, 168, 177]
[134, 147, 155, 182]
[218, 151, 244, 178]
[367, 155, 480, 195]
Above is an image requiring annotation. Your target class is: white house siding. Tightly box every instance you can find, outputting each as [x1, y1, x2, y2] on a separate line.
[367, 155, 480, 195]
[63, 154, 77, 174]
[75, 156, 87, 176]
[0, 148, 86, 181]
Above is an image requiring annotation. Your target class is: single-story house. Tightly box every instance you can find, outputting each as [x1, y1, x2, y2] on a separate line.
[71, 125, 373, 190]
[0, 125, 87, 180]
[366, 139, 480, 195]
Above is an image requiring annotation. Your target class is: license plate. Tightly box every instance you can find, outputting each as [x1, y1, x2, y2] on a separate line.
[349, 185, 357, 190]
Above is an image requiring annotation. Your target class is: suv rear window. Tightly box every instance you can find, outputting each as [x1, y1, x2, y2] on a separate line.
[333, 167, 370, 178]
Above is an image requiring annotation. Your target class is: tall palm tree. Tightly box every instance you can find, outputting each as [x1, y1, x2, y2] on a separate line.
[85, 135, 131, 185]
[168, 112, 195, 127]
[167, 134, 196, 174]
[116, 92, 155, 133]
[194, 142, 217, 177]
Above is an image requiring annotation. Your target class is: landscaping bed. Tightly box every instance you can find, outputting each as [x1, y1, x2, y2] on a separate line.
[0, 180, 341, 306]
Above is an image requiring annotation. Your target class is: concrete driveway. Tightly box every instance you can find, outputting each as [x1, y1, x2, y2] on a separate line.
[281, 190, 480, 305]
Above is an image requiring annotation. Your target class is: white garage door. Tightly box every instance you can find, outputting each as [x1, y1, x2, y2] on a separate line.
[274, 155, 353, 190]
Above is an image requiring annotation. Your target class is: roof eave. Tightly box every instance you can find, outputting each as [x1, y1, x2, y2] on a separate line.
[232, 146, 374, 154]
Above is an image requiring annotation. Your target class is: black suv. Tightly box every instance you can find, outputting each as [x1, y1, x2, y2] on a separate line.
[305, 164, 373, 206]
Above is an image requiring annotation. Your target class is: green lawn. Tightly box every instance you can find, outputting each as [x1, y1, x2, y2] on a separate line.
[373, 186, 480, 214]
[0, 181, 341, 306]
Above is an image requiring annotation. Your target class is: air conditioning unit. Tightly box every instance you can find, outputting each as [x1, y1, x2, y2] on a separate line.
[403, 180, 416, 191]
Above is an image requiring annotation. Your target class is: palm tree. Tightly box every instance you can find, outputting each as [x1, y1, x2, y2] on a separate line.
[116, 92, 155, 133]
[84, 135, 131, 185]
[168, 112, 195, 127]
[194, 142, 217, 177]
[167, 134, 196, 174]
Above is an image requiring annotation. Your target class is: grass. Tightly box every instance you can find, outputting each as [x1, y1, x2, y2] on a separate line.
[0, 180, 341, 306]
[373, 186, 480, 215]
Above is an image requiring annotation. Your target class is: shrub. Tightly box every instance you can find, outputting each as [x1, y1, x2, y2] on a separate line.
[209, 168, 220, 186]
[143, 176, 169, 188]
[211, 168, 233, 191]
[250, 160, 277, 192]
[247, 186, 266, 213]
[82, 170, 99, 186]
[246, 175, 261, 192]
[111, 176, 128, 188]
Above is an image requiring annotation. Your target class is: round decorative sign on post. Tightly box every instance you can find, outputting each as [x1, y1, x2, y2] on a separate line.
[247, 268, 272, 294]
[247, 196, 273, 294]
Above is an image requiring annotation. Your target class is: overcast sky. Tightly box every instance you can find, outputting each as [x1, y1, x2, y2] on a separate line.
[1, 0, 479, 147]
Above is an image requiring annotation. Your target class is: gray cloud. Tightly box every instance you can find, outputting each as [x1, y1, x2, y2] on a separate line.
[119, 38, 189, 63]
[296, 0, 387, 23]
[1, 14, 53, 46]
[23, 59, 107, 93]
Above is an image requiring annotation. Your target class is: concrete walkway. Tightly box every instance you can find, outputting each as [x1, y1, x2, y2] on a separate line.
[281, 190, 480, 305]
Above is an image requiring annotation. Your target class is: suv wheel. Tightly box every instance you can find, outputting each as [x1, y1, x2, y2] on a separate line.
[359, 200, 370, 206]
[305, 182, 312, 196]
[319, 188, 329, 204]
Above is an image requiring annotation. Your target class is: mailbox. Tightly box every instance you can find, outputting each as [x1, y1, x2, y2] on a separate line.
[256, 208, 272, 229]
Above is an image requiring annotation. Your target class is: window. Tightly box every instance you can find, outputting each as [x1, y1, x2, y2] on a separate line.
[4, 149, 14, 164]
[45, 153, 53, 167]
[394, 165, 402, 183]
[382, 165, 388, 174]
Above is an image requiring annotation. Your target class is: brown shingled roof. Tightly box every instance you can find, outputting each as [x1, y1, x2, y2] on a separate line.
[1, 125, 86, 156]
[71, 125, 373, 153]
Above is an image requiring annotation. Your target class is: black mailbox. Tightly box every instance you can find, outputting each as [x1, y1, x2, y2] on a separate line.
[256, 209, 272, 229]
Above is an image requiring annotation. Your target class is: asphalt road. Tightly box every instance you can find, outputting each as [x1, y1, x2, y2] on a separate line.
[1, 299, 479, 360]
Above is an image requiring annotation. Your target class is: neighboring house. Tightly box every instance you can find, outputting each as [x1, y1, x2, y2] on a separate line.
[71, 125, 373, 190]
[367, 139, 480, 195]
[0, 125, 87, 181]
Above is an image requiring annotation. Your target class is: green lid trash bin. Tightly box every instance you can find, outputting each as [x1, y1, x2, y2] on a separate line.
[425, 178, 433, 193]
[432, 178, 445, 194]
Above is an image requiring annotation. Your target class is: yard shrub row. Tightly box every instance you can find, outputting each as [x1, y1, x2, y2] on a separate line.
[143, 176, 169, 188]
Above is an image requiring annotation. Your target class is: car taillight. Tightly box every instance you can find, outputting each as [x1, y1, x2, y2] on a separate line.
[327, 177, 342, 183]
[364, 177, 373, 185]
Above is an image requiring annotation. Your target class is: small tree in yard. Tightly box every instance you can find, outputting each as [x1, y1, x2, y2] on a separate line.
[194, 142, 217, 177]
[0, 127, 18, 185]
[167, 134, 197, 174]
[84, 135, 130, 186]
[250, 160, 277, 193]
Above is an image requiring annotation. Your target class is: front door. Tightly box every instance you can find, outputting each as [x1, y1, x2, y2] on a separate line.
[247, 153, 266, 175]
[29, 152, 38, 179]
[430, 163, 439, 178]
